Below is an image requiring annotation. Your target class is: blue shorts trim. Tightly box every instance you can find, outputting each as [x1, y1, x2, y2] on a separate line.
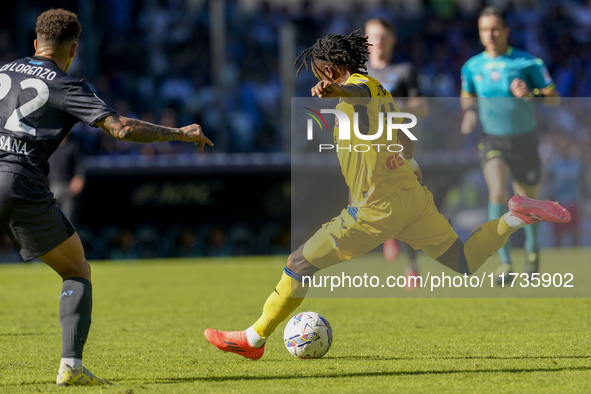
[284, 266, 303, 282]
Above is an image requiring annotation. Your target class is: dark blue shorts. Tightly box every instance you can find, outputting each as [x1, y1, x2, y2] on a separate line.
[0, 172, 75, 261]
[478, 131, 541, 186]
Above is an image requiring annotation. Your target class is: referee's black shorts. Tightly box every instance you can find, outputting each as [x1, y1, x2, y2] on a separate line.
[0, 172, 75, 261]
[478, 131, 541, 186]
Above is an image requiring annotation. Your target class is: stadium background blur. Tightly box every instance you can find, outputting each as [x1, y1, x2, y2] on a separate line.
[0, 0, 590, 262]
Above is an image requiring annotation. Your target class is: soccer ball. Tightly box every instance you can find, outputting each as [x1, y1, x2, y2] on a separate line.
[283, 311, 333, 359]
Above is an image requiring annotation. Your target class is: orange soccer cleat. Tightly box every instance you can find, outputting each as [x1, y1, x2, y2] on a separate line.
[508, 195, 571, 225]
[204, 329, 265, 360]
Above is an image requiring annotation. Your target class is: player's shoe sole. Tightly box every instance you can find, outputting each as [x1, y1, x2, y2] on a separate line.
[56, 364, 112, 386]
[508, 195, 571, 225]
[204, 329, 265, 360]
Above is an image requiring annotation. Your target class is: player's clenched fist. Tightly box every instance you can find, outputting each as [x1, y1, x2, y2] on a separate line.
[311, 80, 342, 98]
[179, 124, 214, 150]
[509, 78, 530, 98]
[461, 109, 478, 135]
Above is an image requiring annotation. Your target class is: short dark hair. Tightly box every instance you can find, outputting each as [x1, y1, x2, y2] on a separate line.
[479, 6, 506, 27]
[294, 29, 371, 77]
[365, 18, 396, 36]
[35, 9, 82, 46]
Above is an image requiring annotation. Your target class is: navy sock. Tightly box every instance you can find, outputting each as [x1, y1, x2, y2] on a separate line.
[60, 277, 92, 359]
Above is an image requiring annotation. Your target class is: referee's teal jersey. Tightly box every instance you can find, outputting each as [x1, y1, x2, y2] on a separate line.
[461, 46, 555, 136]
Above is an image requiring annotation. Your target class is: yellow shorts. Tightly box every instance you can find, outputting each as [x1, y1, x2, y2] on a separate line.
[302, 182, 458, 269]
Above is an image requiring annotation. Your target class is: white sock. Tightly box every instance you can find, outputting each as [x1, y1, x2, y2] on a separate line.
[503, 212, 526, 229]
[245, 326, 267, 348]
[60, 358, 82, 370]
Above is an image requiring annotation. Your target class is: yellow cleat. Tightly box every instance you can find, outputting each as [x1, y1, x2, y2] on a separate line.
[56, 363, 112, 386]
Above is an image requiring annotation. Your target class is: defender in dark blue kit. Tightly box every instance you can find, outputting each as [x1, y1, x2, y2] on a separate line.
[0, 9, 213, 386]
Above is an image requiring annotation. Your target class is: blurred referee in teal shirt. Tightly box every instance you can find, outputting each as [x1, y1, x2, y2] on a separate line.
[460, 6, 560, 282]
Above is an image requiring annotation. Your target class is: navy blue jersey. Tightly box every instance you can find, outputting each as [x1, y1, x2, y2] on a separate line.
[366, 62, 422, 98]
[0, 56, 115, 181]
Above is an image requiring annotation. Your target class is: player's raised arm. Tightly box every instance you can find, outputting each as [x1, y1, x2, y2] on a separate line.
[311, 81, 370, 105]
[96, 114, 213, 151]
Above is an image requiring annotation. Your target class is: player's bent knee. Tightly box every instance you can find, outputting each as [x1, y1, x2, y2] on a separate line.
[489, 190, 509, 204]
[60, 259, 91, 281]
[436, 238, 471, 275]
[39, 233, 91, 280]
[287, 245, 321, 281]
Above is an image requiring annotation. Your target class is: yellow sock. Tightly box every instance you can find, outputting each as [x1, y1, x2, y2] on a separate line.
[252, 273, 305, 338]
[464, 216, 517, 273]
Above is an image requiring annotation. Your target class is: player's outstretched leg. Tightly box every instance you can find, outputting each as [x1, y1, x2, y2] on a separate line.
[40, 234, 112, 386]
[204, 248, 318, 360]
[439, 195, 570, 275]
[204, 269, 305, 360]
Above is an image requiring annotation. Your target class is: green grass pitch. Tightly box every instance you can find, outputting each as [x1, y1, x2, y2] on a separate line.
[0, 250, 590, 393]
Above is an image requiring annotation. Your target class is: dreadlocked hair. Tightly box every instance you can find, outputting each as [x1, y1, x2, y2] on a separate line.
[293, 29, 370, 78]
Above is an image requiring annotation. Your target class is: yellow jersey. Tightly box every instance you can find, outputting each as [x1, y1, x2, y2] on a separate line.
[333, 74, 417, 206]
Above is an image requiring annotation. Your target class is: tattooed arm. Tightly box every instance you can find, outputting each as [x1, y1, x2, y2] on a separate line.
[96, 114, 213, 151]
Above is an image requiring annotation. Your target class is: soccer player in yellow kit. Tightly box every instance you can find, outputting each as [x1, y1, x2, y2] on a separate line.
[204, 30, 570, 359]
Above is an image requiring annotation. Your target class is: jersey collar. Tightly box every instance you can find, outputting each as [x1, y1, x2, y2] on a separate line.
[31, 55, 58, 65]
[483, 46, 513, 58]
